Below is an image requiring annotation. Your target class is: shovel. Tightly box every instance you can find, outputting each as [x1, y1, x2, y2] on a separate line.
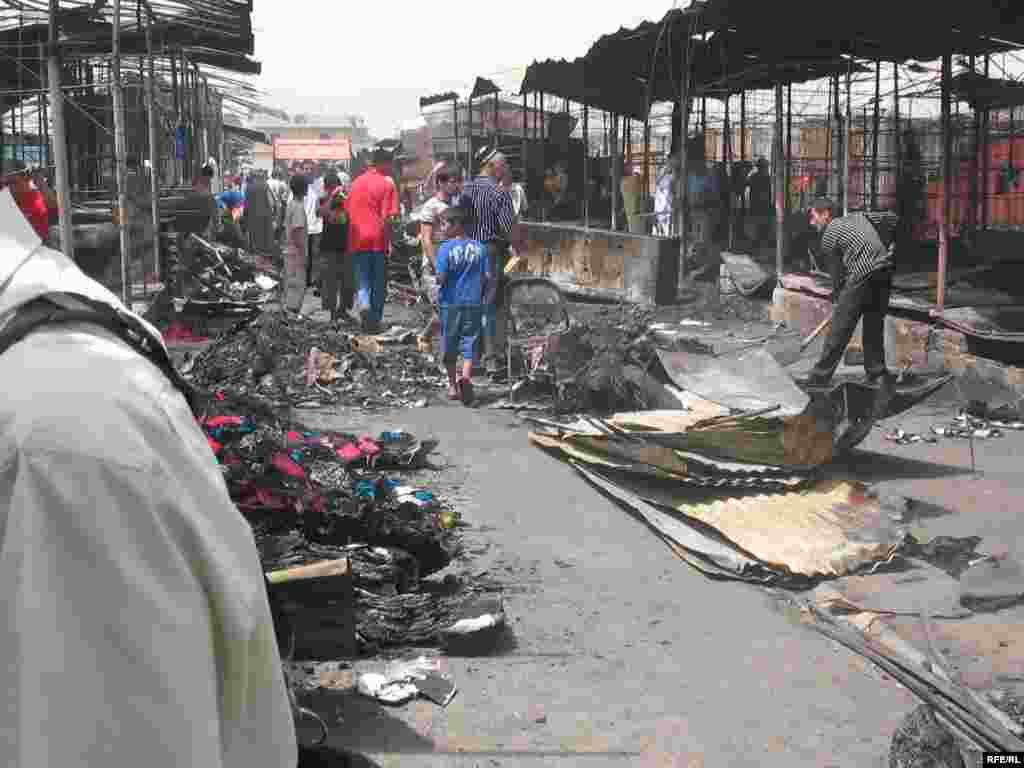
[772, 310, 834, 367]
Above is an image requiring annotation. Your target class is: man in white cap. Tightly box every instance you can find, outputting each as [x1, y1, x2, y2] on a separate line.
[459, 146, 517, 379]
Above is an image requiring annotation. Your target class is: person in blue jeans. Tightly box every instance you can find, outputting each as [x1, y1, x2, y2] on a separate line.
[345, 147, 400, 332]
[436, 205, 491, 406]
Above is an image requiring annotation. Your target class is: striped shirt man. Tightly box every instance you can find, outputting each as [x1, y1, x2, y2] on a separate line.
[460, 175, 516, 244]
[820, 211, 897, 290]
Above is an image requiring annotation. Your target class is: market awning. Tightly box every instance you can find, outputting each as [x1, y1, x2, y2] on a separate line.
[419, 91, 458, 109]
[524, 3, 1024, 118]
[950, 71, 1024, 111]
[520, 58, 652, 120]
[470, 77, 501, 100]
[224, 124, 270, 145]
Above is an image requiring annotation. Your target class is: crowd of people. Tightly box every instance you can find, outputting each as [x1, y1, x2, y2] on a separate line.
[172, 144, 525, 398]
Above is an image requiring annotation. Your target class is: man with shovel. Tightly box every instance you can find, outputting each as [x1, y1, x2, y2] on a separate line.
[801, 198, 898, 450]
[804, 197, 896, 392]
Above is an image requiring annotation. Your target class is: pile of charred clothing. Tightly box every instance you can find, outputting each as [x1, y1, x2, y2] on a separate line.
[184, 313, 446, 410]
[145, 234, 280, 340]
[197, 393, 497, 653]
[494, 302, 713, 415]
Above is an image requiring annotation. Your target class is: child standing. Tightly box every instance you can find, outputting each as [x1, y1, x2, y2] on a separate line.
[284, 175, 309, 315]
[435, 205, 490, 406]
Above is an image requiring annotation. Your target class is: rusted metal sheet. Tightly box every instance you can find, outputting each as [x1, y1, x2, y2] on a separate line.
[520, 222, 678, 304]
[936, 306, 1024, 342]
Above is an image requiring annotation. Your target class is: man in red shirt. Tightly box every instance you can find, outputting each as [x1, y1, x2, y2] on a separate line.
[345, 146, 399, 332]
[5, 167, 56, 241]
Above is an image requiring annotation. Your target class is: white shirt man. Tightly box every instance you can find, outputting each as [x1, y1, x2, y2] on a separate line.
[0, 189, 297, 768]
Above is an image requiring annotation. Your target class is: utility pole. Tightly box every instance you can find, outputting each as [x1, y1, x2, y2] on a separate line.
[47, 0, 74, 260]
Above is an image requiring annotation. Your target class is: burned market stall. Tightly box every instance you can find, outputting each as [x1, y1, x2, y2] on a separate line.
[0, 1, 260, 330]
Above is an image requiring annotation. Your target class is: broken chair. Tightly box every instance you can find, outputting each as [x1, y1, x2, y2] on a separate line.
[504, 277, 571, 401]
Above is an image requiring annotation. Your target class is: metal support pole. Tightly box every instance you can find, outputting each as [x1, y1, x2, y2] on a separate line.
[725, 94, 734, 249]
[48, 0, 74, 260]
[843, 62, 852, 216]
[871, 60, 881, 209]
[493, 90, 498, 146]
[111, 0, 131, 304]
[454, 96, 460, 166]
[610, 114, 619, 231]
[583, 102, 590, 227]
[894, 62, 901, 184]
[538, 92, 545, 223]
[170, 54, 179, 185]
[519, 92, 525, 182]
[678, 29, 692, 286]
[775, 84, 785, 277]
[39, 42, 48, 170]
[739, 91, 746, 161]
[642, 111, 650, 222]
[786, 84, 793, 212]
[938, 53, 952, 312]
[144, 11, 160, 282]
[968, 54, 980, 240]
[982, 54, 991, 228]
[466, 96, 473, 173]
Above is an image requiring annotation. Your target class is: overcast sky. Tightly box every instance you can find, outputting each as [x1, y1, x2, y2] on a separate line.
[251, 0, 680, 137]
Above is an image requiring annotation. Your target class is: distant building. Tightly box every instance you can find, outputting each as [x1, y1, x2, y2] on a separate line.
[246, 113, 375, 172]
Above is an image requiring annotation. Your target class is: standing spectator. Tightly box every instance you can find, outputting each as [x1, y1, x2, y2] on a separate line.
[318, 172, 352, 323]
[500, 172, 529, 271]
[654, 154, 680, 237]
[284, 175, 309, 315]
[436, 205, 490, 406]
[414, 165, 460, 348]
[460, 147, 517, 379]
[268, 169, 289, 243]
[244, 170, 275, 254]
[301, 160, 324, 290]
[3, 163, 57, 241]
[345, 146, 399, 333]
[745, 157, 773, 242]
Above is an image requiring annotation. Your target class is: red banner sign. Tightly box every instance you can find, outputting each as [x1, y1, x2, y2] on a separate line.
[273, 138, 352, 161]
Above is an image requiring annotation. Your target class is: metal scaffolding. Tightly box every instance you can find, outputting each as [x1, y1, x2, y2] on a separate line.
[0, 0, 260, 306]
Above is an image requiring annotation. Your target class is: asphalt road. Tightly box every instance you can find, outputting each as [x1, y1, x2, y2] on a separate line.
[274, 293, 1024, 767]
[298, 400, 929, 768]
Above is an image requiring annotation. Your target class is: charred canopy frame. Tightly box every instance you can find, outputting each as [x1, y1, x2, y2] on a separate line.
[7, 0, 261, 305]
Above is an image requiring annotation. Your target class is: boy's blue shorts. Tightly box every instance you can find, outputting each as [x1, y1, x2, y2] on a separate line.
[440, 304, 483, 364]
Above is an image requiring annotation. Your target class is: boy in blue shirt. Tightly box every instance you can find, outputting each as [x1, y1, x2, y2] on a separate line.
[436, 205, 491, 406]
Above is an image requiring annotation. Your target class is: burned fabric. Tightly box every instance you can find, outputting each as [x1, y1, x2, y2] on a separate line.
[186, 313, 446, 410]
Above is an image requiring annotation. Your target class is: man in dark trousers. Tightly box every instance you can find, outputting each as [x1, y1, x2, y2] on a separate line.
[460, 147, 517, 379]
[805, 197, 897, 394]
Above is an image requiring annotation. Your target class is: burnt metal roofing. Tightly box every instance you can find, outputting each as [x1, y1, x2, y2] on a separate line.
[950, 71, 1024, 111]
[521, 2, 1024, 117]
[419, 91, 458, 108]
[223, 123, 269, 145]
[470, 76, 501, 100]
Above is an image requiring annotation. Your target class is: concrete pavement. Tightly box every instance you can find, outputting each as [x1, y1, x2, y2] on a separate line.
[299, 402, 929, 767]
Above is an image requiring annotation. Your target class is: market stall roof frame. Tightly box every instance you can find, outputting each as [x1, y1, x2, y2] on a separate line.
[950, 71, 1024, 111]
[223, 123, 270, 145]
[520, 2, 1024, 119]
